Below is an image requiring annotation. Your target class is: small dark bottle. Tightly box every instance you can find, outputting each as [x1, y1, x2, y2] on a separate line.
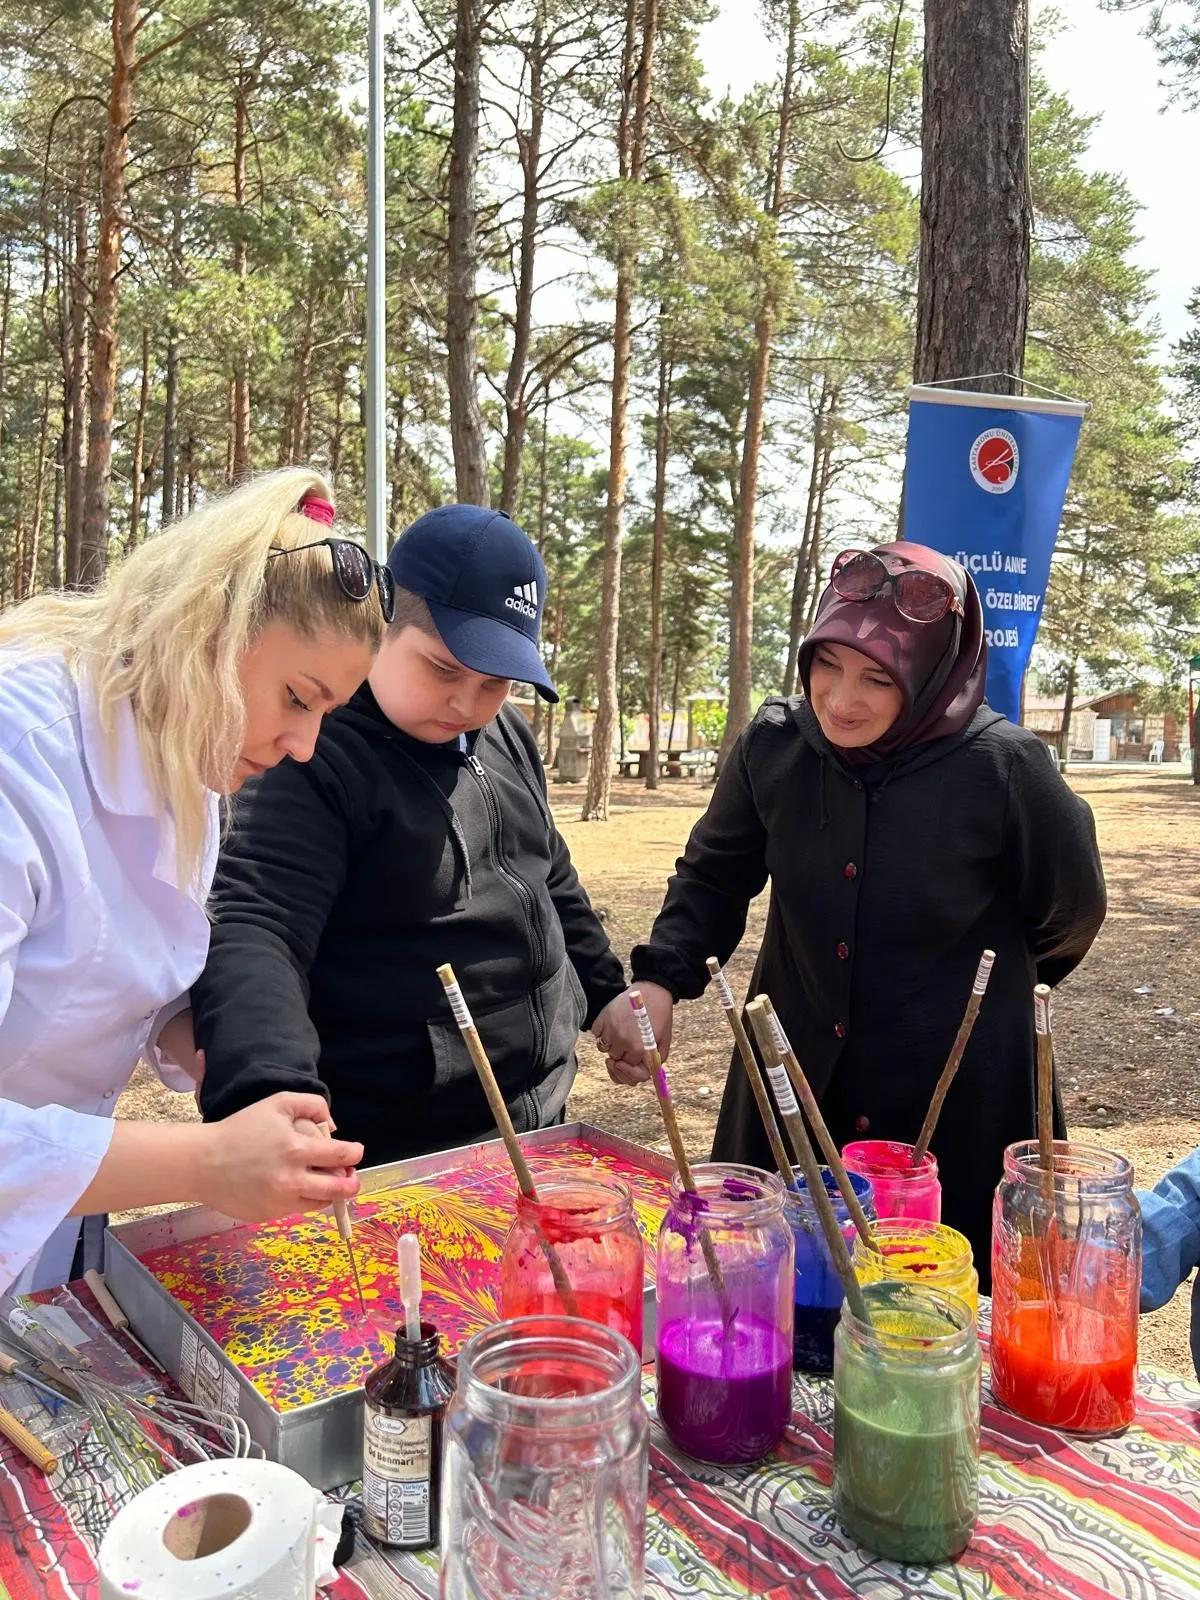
[361, 1320, 457, 1548]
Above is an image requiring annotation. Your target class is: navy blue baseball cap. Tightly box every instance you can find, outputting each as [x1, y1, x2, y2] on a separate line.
[386, 504, 558, 703]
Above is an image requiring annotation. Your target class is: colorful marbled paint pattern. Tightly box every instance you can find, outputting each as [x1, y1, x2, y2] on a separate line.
[138, 1135, 672, 1412]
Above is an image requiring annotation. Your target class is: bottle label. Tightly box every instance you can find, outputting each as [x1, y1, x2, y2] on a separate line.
[362, 1409, 432, 1546]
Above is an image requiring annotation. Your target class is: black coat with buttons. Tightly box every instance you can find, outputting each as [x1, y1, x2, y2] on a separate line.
[629, 696, 1107, 1285]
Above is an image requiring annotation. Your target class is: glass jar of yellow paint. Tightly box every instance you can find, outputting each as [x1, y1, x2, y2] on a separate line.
[852, 1219, 979, 1322]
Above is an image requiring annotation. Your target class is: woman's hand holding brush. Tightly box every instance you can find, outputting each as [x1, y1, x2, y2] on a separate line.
[594, 982, 674, 1085]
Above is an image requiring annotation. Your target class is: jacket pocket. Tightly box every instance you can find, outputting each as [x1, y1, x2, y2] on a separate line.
[426, 960, 585, 1097]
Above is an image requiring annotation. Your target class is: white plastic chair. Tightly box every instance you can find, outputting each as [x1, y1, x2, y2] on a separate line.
[1148, 740, 1164, 763]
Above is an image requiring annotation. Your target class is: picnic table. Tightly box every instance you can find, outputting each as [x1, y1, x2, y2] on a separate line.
[616, 748, 717, 781]
[1, 1287, 1197, 1599]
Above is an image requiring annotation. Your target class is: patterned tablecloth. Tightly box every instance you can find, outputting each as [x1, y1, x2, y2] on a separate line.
[0, 1293, 1196, 1600]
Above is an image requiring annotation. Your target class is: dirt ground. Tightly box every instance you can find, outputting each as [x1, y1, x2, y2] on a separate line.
[120, 766, 1200, 1376]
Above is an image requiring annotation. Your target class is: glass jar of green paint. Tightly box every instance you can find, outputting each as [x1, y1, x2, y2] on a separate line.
[833, 1281, 981, 1563]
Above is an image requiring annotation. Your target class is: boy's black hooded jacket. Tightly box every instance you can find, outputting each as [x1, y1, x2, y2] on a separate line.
[193, 688, 625, 1164]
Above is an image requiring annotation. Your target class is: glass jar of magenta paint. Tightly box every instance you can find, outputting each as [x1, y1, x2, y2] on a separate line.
[991, 1140, 1140, 1436]
[841, 1140, 941, 1223]
[853, 1219, 979, 1323]
[500, 1171, 645, 1355]
[656, 1164, 794, 1465]
[783, 1168, 876, 1374]
[834, 1282, 981, 1564]
[440, 1315, 647, 1600]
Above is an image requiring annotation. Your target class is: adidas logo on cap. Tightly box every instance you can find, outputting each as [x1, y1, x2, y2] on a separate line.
[504, 579, 539, 619]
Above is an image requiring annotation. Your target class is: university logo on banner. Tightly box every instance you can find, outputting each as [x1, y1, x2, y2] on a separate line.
[902, 385, 1086, 725]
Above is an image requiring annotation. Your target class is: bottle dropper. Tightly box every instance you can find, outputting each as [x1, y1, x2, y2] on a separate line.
[397, 1233, 422, 1342]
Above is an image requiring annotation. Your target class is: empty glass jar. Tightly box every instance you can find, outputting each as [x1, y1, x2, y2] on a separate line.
[656, 1163, 794, 1465]
[991, 1139, 1141, 1435]
[439, 1315, 647, 1600]
[500, 1170, 645, 1354]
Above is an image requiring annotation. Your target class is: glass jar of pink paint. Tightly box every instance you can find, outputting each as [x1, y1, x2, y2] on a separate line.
[655, 1164, 794, 1465]
[841, 1140, 941, 1224]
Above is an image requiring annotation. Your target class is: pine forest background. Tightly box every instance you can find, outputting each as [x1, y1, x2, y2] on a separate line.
[3, 0, 1200, 796]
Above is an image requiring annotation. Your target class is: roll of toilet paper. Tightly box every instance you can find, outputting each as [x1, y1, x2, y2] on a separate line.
[98, 1458, 330, 1600]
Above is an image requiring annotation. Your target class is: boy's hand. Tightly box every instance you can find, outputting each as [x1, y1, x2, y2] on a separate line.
[592, 984, 674, 1086]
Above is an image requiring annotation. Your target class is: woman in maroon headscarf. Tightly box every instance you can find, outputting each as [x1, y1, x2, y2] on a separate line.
[601, 542, 1106, 1280]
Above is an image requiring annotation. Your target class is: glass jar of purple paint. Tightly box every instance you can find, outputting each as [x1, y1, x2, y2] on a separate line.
[784, 1167, 877, 1375]
[655, 1164, 794, 1465]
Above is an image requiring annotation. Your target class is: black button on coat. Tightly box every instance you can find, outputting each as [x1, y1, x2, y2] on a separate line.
[630, 697, 1107, 1286]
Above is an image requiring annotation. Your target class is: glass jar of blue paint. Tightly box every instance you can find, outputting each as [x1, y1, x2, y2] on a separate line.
[783, 1167, 876, 1374]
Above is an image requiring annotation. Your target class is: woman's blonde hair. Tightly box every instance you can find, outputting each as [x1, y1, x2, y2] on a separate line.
[0, 466, 386, 889]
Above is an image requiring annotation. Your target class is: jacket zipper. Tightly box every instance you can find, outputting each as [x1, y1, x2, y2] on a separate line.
[468, 754, 547, 1080]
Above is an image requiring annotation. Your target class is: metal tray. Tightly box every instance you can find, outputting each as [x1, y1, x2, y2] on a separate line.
[104, 1122, 671, 1489]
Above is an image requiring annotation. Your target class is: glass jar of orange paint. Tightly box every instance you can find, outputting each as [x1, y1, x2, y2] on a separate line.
[990, 1140, 1140, 1435]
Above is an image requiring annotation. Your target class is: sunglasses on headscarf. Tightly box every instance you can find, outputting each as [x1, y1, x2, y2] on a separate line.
[830, 550, 964, 625]
[269, 537, 396, 623]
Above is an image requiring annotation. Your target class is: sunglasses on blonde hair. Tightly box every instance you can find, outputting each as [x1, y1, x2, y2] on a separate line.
[830, 549, 963, 625]
[270, 537, 396, 624]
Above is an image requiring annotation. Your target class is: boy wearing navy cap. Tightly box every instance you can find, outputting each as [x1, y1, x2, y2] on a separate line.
[191, 506, 628, 1163]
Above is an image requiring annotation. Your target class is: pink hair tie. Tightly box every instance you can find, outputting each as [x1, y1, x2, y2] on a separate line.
[298, 492, 336, 527]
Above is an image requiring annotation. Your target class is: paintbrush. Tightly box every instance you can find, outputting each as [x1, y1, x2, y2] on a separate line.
[912, 949, 997, 1165]
[706, 957, 795, 1187]
[629, 989, 736, 1328]
[315, 1121, 366, 1315]
[754, 996, 877, 1250]
[437, 963, 579, 1315]
[745, 1003, 871, 1325]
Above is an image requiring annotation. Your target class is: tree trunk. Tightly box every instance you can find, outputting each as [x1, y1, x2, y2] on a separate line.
[581, 0, 659, 821]
[802, 428, 836, 634]
[783, 375, 830, 694]
[447, 0, 491, 505]
[53, 434, 65, 586]
[646, 315, 671, 790]
[81, 0, 138, 587]
[280, 280, 318, 466]
[914, 0, 1030, 389]
[668, 648, 681, 756]
[231, 70, 253, 480]
[65, 137, 91, 586]
[1058, 657, 1078, 763]
[500, 4, 546, 515]
[0, 240, 11, 454]
[26, 388, 51, 596]
[161, 188, 184, 523]
[331, 362, 346, 483]
[185, 431, 198, 511]
[127, 326, 150, 551]
[13, 458, 25, 603]
[718, 0, 799, 767]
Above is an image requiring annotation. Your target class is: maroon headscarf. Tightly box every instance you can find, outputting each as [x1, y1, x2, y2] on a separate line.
[797, 541, 987, 763]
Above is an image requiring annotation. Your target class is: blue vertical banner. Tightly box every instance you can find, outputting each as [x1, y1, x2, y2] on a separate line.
[902, 386, 1086, 724]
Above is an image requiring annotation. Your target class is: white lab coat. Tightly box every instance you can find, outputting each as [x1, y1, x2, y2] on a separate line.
[0, 648, 217, 1295]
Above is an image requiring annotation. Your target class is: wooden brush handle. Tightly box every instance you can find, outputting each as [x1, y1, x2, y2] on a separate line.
[707, 959, 795, 1186]
[912, 949, 996, 1164]
[0, 1407, 58, 1475]
[314, 1121, 354, 1242]
[84, 1269, 129, 1331]
[759, 998, 876, 1250]
[437, 963, 579, 1315]
[746, 1003, 870, 1325]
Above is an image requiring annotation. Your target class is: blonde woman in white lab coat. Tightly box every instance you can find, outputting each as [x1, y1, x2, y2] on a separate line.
[0, 466, 391, 1293]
